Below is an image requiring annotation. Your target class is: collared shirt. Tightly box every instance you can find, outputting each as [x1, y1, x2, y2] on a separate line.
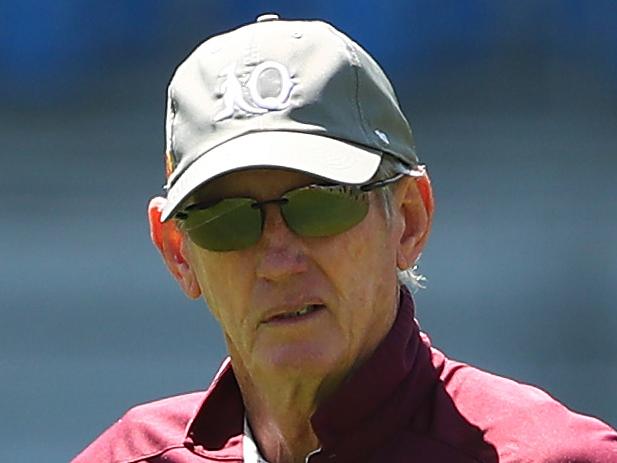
[243, 418, 322, 463]
[243, 417, 268, 463]
[73, 288, 617, 462]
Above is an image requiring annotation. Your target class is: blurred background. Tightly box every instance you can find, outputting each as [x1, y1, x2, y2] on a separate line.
[1, 1, 616, 461]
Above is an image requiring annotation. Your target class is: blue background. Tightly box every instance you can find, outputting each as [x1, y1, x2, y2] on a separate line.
[1, 1, 616, 461]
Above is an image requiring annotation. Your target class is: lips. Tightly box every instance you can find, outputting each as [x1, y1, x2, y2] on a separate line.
[263, 304, 326, 324]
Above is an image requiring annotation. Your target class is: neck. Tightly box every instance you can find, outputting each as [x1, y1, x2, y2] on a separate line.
[233, 356, 324, 463]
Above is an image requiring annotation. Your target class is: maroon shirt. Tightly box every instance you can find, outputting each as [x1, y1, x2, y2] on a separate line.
[73, 289, 617, 462]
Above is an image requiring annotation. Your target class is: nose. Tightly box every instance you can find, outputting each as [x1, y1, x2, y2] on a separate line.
[255, 203, 309, 282]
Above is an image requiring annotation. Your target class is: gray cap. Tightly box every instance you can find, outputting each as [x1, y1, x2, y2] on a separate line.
[161, 14, 420, 222]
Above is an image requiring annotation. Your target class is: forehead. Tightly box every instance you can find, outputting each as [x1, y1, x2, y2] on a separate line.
[188, 168, 322, 202]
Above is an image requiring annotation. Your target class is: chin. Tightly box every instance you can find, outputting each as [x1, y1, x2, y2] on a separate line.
[259, 341, 343, 377]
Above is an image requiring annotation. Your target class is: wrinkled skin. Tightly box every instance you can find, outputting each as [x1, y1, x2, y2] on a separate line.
[148, 167, 433, 463]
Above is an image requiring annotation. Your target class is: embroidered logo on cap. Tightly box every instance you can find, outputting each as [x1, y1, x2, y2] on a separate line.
[215, 60, 295, 121]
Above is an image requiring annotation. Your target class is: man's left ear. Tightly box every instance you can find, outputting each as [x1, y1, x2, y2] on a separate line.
[395, 172, 434, 270]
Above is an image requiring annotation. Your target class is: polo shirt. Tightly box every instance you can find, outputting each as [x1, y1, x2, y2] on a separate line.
[73, 288, 617, 462]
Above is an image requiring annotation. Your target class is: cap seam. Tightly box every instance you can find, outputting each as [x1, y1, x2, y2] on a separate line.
[323, 25, 372, 147]
[347, 41, 373, 147]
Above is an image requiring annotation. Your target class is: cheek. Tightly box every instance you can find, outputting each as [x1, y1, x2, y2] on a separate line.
[191, 250, 252, 323]
[319, 213, 396, 304]
[349, 212, 396, 273]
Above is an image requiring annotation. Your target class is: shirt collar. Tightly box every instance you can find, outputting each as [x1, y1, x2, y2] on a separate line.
[243, 417, 269, 463]
[183, 358, 245, 460]
[310, 286, 439, 459]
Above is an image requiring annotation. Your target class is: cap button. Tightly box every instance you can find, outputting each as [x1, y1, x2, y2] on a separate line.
[256, 13, 280, 22]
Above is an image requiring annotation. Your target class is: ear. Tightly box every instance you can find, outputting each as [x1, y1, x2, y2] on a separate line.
[395, 172, 434, 270]
[148, 197, 201, 299]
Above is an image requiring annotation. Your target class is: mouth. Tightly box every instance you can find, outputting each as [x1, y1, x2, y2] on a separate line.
[263, 304, 326, 324]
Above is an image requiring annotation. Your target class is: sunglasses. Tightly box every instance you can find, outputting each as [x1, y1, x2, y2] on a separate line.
[175, 173, 406, 252]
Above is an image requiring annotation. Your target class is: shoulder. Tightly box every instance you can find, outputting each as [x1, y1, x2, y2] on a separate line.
[434, 349, 617, 462]
[72, 391, 206, 463]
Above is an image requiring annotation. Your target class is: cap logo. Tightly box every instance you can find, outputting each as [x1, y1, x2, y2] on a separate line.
[214, 60, 294, 121]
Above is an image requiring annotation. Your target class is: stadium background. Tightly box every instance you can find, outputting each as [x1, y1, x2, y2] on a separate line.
[1, 1, 616, 461]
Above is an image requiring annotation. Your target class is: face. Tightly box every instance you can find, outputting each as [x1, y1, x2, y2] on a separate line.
[180, 169, 406, 386]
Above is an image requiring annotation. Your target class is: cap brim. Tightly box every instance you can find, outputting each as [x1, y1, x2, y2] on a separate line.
[161, 131, 382, 222]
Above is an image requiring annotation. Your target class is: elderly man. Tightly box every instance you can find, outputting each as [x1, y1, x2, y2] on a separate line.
[74, 15, 617, 463]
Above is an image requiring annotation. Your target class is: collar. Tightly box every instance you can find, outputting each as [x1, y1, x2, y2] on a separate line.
[243, 417, 269, 463]
[183, 287, 439, 461]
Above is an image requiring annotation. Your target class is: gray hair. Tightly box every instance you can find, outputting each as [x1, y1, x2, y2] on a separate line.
[371, 155, 427, 291]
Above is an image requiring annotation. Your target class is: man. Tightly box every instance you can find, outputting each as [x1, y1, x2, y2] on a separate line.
[74, 14, 617, 463]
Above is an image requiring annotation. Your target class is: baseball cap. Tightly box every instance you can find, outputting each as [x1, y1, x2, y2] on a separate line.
[161, 13, 421, 222]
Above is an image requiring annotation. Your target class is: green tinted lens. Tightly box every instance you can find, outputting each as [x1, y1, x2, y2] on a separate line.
[184, 198, 262, 251]
[282, 186, 369, 237]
